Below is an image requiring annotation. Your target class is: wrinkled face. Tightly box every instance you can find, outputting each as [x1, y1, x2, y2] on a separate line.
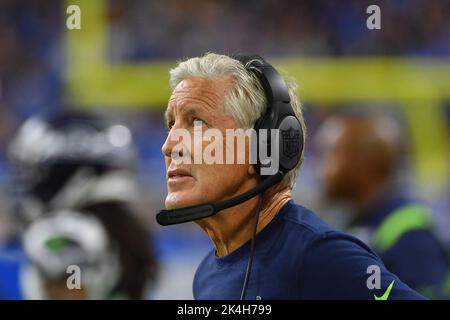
[162, 77, 257, 209]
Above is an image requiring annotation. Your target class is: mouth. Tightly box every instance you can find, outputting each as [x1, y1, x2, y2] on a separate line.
[167, 168, 195, 186]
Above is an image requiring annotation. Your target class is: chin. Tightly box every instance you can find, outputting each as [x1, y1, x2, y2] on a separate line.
[165, 191, 202, 209]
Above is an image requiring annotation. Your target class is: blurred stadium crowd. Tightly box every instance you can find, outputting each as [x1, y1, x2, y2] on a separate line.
[106, 0, 450, 59]
[0, 0, 449, 299]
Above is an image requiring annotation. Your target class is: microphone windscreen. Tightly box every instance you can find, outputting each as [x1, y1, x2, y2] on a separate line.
[156, 204, 215, 226]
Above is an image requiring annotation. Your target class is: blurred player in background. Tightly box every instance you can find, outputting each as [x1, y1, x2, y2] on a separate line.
[22, 211, 120, 299]
[432, 106, 450, 249]
[317, 111, 450, 298]
[0, 110, 158, 299]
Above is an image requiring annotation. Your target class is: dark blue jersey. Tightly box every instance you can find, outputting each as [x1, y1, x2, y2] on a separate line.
[193, 200, 424, 300]
[357, 192, 450, 296]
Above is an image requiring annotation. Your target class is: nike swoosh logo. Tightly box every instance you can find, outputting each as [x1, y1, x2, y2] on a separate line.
[374, 280, 395, 300]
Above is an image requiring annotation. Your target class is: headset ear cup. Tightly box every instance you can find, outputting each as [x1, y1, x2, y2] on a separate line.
[254, 110, 303, 177]
[277, 115, 303, 173]
[236, 54, 303, 178]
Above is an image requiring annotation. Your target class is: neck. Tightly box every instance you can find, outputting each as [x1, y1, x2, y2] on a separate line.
[197, 186, 292, 257]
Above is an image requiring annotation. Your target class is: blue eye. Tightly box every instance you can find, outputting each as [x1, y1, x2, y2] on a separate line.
[193, 118, 205, 126]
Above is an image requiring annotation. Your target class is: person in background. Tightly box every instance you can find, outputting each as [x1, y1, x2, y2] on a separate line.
[317, 111, 450, 298]
[22, 211, 121, 299]
[0, 110, 158, 299]
[432, 105, 450, 252]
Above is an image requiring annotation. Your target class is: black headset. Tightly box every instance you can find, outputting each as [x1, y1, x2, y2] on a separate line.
[236, 54, 303, 177]
[156, 54, 304, 226]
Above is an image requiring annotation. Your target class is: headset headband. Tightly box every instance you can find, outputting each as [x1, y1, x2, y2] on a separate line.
[231, 54, 291, 103]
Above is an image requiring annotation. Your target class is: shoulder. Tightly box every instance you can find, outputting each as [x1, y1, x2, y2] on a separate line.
[281, 201, 383, 266]
[381, 229, 450, 288]
[277, 201, 376, 255]
[385, 228, 448, 258]
[279, 202, 424, 299]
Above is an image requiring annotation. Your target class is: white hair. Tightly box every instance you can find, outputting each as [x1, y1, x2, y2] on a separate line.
[169, 53, 306, 189]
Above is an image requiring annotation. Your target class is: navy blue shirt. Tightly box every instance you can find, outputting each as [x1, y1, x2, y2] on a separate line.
[193, 201, 424, 300]
[358, 192, 450, 295]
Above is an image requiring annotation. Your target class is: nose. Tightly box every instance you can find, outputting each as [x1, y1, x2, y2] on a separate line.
[162, 127, 185, 159]
[162, 129, 176, 158]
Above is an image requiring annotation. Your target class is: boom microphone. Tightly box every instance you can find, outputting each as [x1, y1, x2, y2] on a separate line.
[156, 171, 284, 226]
